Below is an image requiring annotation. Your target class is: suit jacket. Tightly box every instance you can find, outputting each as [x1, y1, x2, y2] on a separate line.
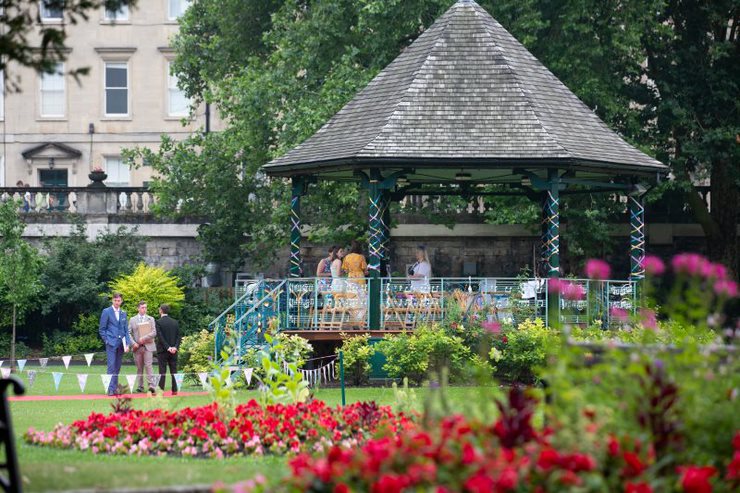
[155, 315, 181, 354]
[128, 314, 157, 352]
[99, 306, 130, 349]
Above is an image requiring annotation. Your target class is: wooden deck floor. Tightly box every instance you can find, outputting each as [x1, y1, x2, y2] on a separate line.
[282, 329, 406, 341]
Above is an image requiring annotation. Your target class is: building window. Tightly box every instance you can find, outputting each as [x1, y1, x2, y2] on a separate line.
[40, 62, 65, 117]
[168, 0, 191, 20]
[40, 1, 63, 21]
[167, 62, 190, 116]
[105, 4, 129, 21]
[104, 156, 130, 186]
[105, 62, 128, 116]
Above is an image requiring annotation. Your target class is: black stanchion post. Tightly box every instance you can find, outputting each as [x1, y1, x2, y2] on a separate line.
[339, 350, 346, 406]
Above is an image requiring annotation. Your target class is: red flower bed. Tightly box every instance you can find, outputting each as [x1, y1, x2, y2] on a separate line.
[24, 400, 412, 458]
[271, 389, 740, 493]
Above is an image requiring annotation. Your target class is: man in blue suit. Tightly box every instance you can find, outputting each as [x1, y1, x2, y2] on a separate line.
[99, 293, 131, 396]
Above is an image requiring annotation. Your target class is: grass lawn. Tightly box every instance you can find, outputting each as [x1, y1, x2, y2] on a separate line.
[11, 380, 501, 492]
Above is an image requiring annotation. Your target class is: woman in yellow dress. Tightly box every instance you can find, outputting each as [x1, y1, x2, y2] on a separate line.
[342, 240, 368, 289]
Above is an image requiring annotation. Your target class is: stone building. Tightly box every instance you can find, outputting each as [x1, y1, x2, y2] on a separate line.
[0, 1, 211, 188]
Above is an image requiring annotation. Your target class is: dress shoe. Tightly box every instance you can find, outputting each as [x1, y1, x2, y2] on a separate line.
[136, 388, 144, 393]
[148, 388, 156, 395]
[172, 390, 178, 396]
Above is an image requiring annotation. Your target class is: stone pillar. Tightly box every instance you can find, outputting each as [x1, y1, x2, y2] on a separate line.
[629, 193, 646, 280]
[289, 176, 304, 278]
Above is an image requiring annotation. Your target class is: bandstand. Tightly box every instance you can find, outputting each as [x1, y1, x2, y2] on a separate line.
[212, 0, 667, 357]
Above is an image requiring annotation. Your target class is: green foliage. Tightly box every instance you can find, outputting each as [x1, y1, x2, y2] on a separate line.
[256, 333, 310, 406]
[41, 313, 101, 356]
[391, 377, 418, 415]
[377, 325, 473, 385]
[40, 220, 144, 329]
[179, 329, 215, 382]
[108, 263, 185, 315]
[570, 320, 717, 347]
[492, 318, 556, 384]
[335, 333, 375, 386]
[0, 334, 29, 359]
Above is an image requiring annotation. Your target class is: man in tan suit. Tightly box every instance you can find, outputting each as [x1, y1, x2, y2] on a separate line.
[128, 300, 157, 393]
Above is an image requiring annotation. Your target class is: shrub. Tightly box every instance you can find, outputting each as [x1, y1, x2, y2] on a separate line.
[0, 333, 29, 359]
[377, 325, 472, 385]
[108, 263, 185, 316]
[239, 332, 313, 386]
[179, 329, 215, 382]
[41, 313, 102, 356]
[335, 333, 375, 386]
[492, 317, 555, 384]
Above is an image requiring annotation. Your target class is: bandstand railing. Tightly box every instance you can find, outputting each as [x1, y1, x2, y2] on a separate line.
[253, 277, 639, 331]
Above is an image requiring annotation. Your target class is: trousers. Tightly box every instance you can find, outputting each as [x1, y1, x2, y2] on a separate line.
[133, 347, 156, 390]
[157, 351, 178, 392]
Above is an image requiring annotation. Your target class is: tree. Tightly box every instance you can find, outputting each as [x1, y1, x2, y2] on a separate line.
[40, 219, 144, 329]
[1, 1, 137, 88]
[154, 0, 737, 273]
[0, 200, 43, 370]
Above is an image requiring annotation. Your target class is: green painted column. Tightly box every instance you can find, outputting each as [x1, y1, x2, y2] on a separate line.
[379, 190, 391, 275]
[367, 170, 382, 329]
[289, 176, 304, 278]
[542, 170, 560, 278]
[629, 193, 646, 280]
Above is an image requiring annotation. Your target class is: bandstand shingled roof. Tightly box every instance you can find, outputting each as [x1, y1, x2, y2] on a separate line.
[263, 0, 667, 182]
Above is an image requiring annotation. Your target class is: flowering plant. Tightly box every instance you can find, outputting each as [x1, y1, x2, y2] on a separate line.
[24, 400, 412, 458]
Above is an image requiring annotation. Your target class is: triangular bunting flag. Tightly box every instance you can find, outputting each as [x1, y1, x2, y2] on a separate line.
[198, 372, 209, 388]
[125, 375, 137, 393]
[77, 374, 88, 393]
[17, 359, 27, 372]
[84, 353, 94, 366]
[101, 374, 112, 393]
[52, 372, 63, 391]
[1, 368, 10, 379]
[27, 370, 37, 388]
[243, 368, 253, 386]
[174, 373, 184, 389]
[62, 355, 72, 369]
[39, 358, 48, 368]
[0, 360, 4, 367]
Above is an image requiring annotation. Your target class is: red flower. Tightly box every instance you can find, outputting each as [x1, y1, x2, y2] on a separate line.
[102, 425, 119, 439]
[607, 435, 620, 457]
[461, 442, 478, 465]
[333, 484, 350, 493]
[732, 431, 740, 451]
[372, 474, 407, 493]
[536, 448, 560, 472]
[678, 465, 716, 493]
[622, 452, 647, 478]
[148, 426, 163, 441]
[726, 451, 740, 481]
[497, 467, 518, 489]
[559, 470, 581, 486]
[464, 471, 496, 493]
[625, 482, 653, 493]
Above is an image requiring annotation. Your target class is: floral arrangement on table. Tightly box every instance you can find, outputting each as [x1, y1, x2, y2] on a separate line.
[24, 400, 412, 458]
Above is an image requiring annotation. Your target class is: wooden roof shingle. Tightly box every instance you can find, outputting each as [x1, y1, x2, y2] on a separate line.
[264, 0, 666, 179]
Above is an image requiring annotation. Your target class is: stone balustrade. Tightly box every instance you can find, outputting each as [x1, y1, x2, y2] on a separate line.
[0, 187, 156, 215]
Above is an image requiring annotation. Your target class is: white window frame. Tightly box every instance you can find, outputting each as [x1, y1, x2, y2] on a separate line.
[39, 62, 65, 118]
[104, 4, 129, 21]
[103, 156, 130, 187]
[40, 1, 64, 22]
[168, 0, 191, 21]
[167, 61, 190, 117]
[104, 62, 129, 117]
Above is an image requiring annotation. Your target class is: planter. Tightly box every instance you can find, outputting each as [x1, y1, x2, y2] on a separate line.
[87, 171, 108, 188]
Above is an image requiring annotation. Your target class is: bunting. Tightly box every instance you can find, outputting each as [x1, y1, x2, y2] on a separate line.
[125, 375, 137, 393]
[174, 373, 185, 390]
[39, 358, 49, 368]
[27, 370, 37, 388]
[243, 368, 253, 386]
[198, 372, 209, 388]
[77, 374, 88, 393]
[62, 355, 72, 369]
[84, 353, 94, 366]
[1, 368, 10, 379]
[101, 374, 112, 393]
[17, 359, 27, 372]
[52, 372, 63, 391]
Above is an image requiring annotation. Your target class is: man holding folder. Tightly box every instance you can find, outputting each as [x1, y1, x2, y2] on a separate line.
[128, 300, 157, 393]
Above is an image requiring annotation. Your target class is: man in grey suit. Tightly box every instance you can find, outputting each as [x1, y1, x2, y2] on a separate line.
[128, 300, 157, 394]
[99, 293, 130, 396]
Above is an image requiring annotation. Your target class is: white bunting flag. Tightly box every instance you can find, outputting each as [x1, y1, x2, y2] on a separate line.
[174, 373, 184, 389]
[243, 368, 253, 386]
[17, 359, 27, 372]
[0, 360, 4, 367]
[77, 374, 88, 393]
[0, 368, 10, 379]
[84, 353, 94, 366]
[101, 374, 112, 393]
[27, 370, 37, 388]
[125, 375, 137, 393]
[39, 358, 48, 368]
[52, 372, 63, 391]
[62, 355, 72, 369]
[198, 372, 209, 388]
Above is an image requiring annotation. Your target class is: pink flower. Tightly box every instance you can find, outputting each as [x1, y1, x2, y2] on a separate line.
[714, 280, 738, 298]
[610, 307, 630, 323]
[672, 253, 709, 276]
[548, 278, 564, 294]
[639, 309, 657, 330]
[640, 255, 665, 276]
[585, 259, 611, 280]
[562, 282, 586, 301]
[482, 320, 501, 334]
